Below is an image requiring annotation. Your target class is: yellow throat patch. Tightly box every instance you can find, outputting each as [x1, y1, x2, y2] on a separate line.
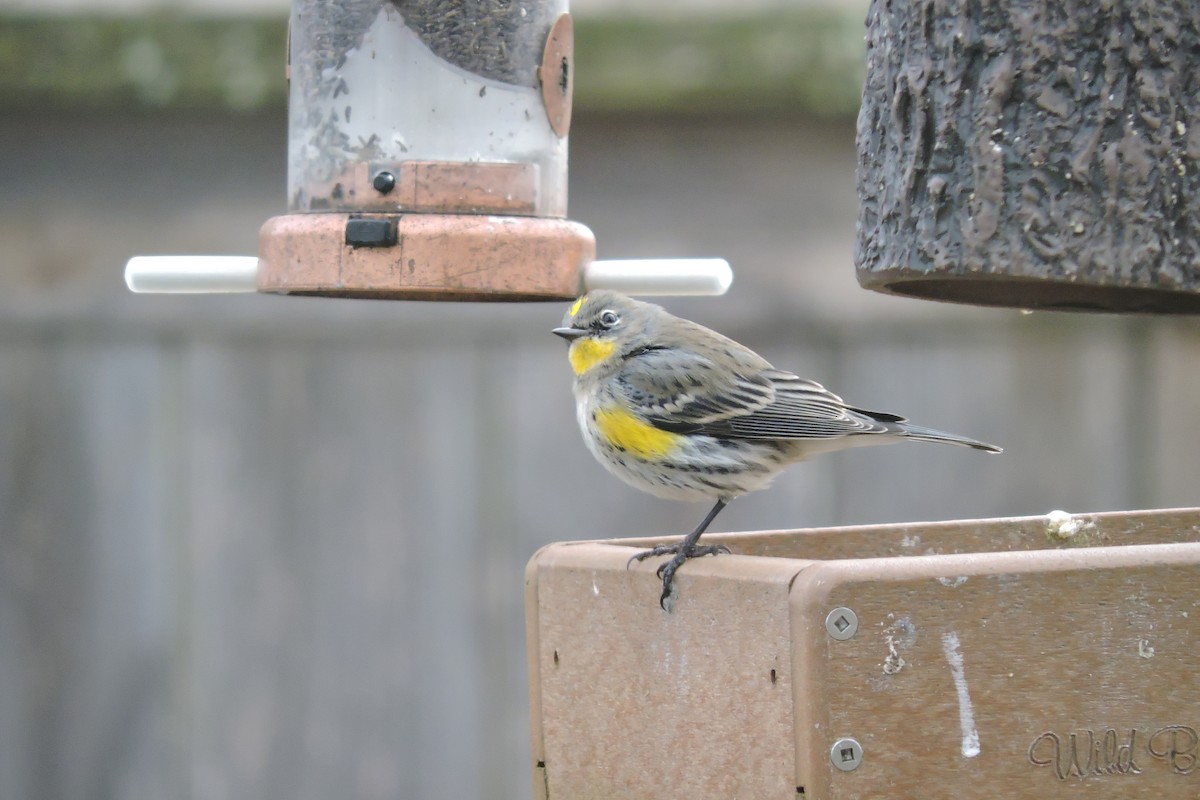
[568, 338, 615, 375]
[594, 406, 681, 458]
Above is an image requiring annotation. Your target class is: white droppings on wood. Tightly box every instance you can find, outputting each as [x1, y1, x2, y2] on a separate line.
[941, 631, 981, 758]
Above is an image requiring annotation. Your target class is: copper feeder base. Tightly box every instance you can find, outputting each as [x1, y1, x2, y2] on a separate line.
[258, 213, 594, 301]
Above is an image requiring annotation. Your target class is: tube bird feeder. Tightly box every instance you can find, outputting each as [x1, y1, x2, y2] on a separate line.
[855, 0, 1200, 313]
[260, 0, 591, 300]
[125, 0, 733, 300]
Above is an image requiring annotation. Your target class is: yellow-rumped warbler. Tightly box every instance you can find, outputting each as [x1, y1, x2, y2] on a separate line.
[554, 290, 1002, 609]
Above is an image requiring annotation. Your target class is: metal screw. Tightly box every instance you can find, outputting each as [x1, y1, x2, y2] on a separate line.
[372, 171, 396, 194]
[825, 607, 859, 640]
[830, 737, 863, 771]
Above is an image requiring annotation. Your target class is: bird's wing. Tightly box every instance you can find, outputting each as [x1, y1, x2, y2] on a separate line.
[615, 345, 775, 424]
[617, 348, 890, 440]
[698, 370, 894, 440]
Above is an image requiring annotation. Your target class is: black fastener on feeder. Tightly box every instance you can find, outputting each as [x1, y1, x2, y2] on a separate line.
[372, 171, 396, 194]
[855, 0, 1200, 313]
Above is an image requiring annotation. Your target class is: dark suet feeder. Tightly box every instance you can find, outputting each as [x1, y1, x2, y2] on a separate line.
[855, 0, 1200, 313]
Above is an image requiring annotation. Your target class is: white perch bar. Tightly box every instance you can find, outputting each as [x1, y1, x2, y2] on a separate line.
[125, 256, 259, 294]
[582, 258, 733, 296]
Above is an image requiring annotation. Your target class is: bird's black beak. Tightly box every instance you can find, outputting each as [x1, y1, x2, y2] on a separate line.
[552, 326, 587, 341]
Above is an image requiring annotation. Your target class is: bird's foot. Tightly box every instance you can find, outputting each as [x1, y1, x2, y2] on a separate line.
[627, 542, 731, 611]
[627, 541, 730, 564]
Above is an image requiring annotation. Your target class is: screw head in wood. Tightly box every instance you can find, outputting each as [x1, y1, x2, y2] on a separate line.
[825, 607, 859, 640]
[831, 737, 863, 771]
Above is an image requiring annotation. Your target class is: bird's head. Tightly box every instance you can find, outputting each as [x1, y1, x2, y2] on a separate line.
[553, 290, 656, 377]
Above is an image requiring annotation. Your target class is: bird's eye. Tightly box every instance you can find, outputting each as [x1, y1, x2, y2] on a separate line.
[599, 310, 620, 328]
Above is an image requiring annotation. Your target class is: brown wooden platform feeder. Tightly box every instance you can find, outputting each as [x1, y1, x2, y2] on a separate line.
[527, 508, 1200, 798]
[856, 0, 1200, 313]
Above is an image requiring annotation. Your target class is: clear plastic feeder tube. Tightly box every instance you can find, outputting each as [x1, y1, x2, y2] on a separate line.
[289, 0, 570, 217]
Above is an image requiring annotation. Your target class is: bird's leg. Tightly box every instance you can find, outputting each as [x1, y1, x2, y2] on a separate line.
[627, 499, 731, 609]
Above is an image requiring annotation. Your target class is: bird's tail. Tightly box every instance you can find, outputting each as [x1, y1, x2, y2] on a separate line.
[893, 421, 1002, 453]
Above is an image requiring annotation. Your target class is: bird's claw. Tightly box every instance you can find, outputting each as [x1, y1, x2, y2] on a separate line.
[626, 542, 730, 569]
[626, 542, 731, 611]
[651, 545, 730, 576]
[626, 542, 682, 566]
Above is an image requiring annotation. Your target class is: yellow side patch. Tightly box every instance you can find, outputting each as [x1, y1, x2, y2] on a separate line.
[594, 406, 681, 458]
[568, 338, 615, 375]
[568, 296, 584, 317]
